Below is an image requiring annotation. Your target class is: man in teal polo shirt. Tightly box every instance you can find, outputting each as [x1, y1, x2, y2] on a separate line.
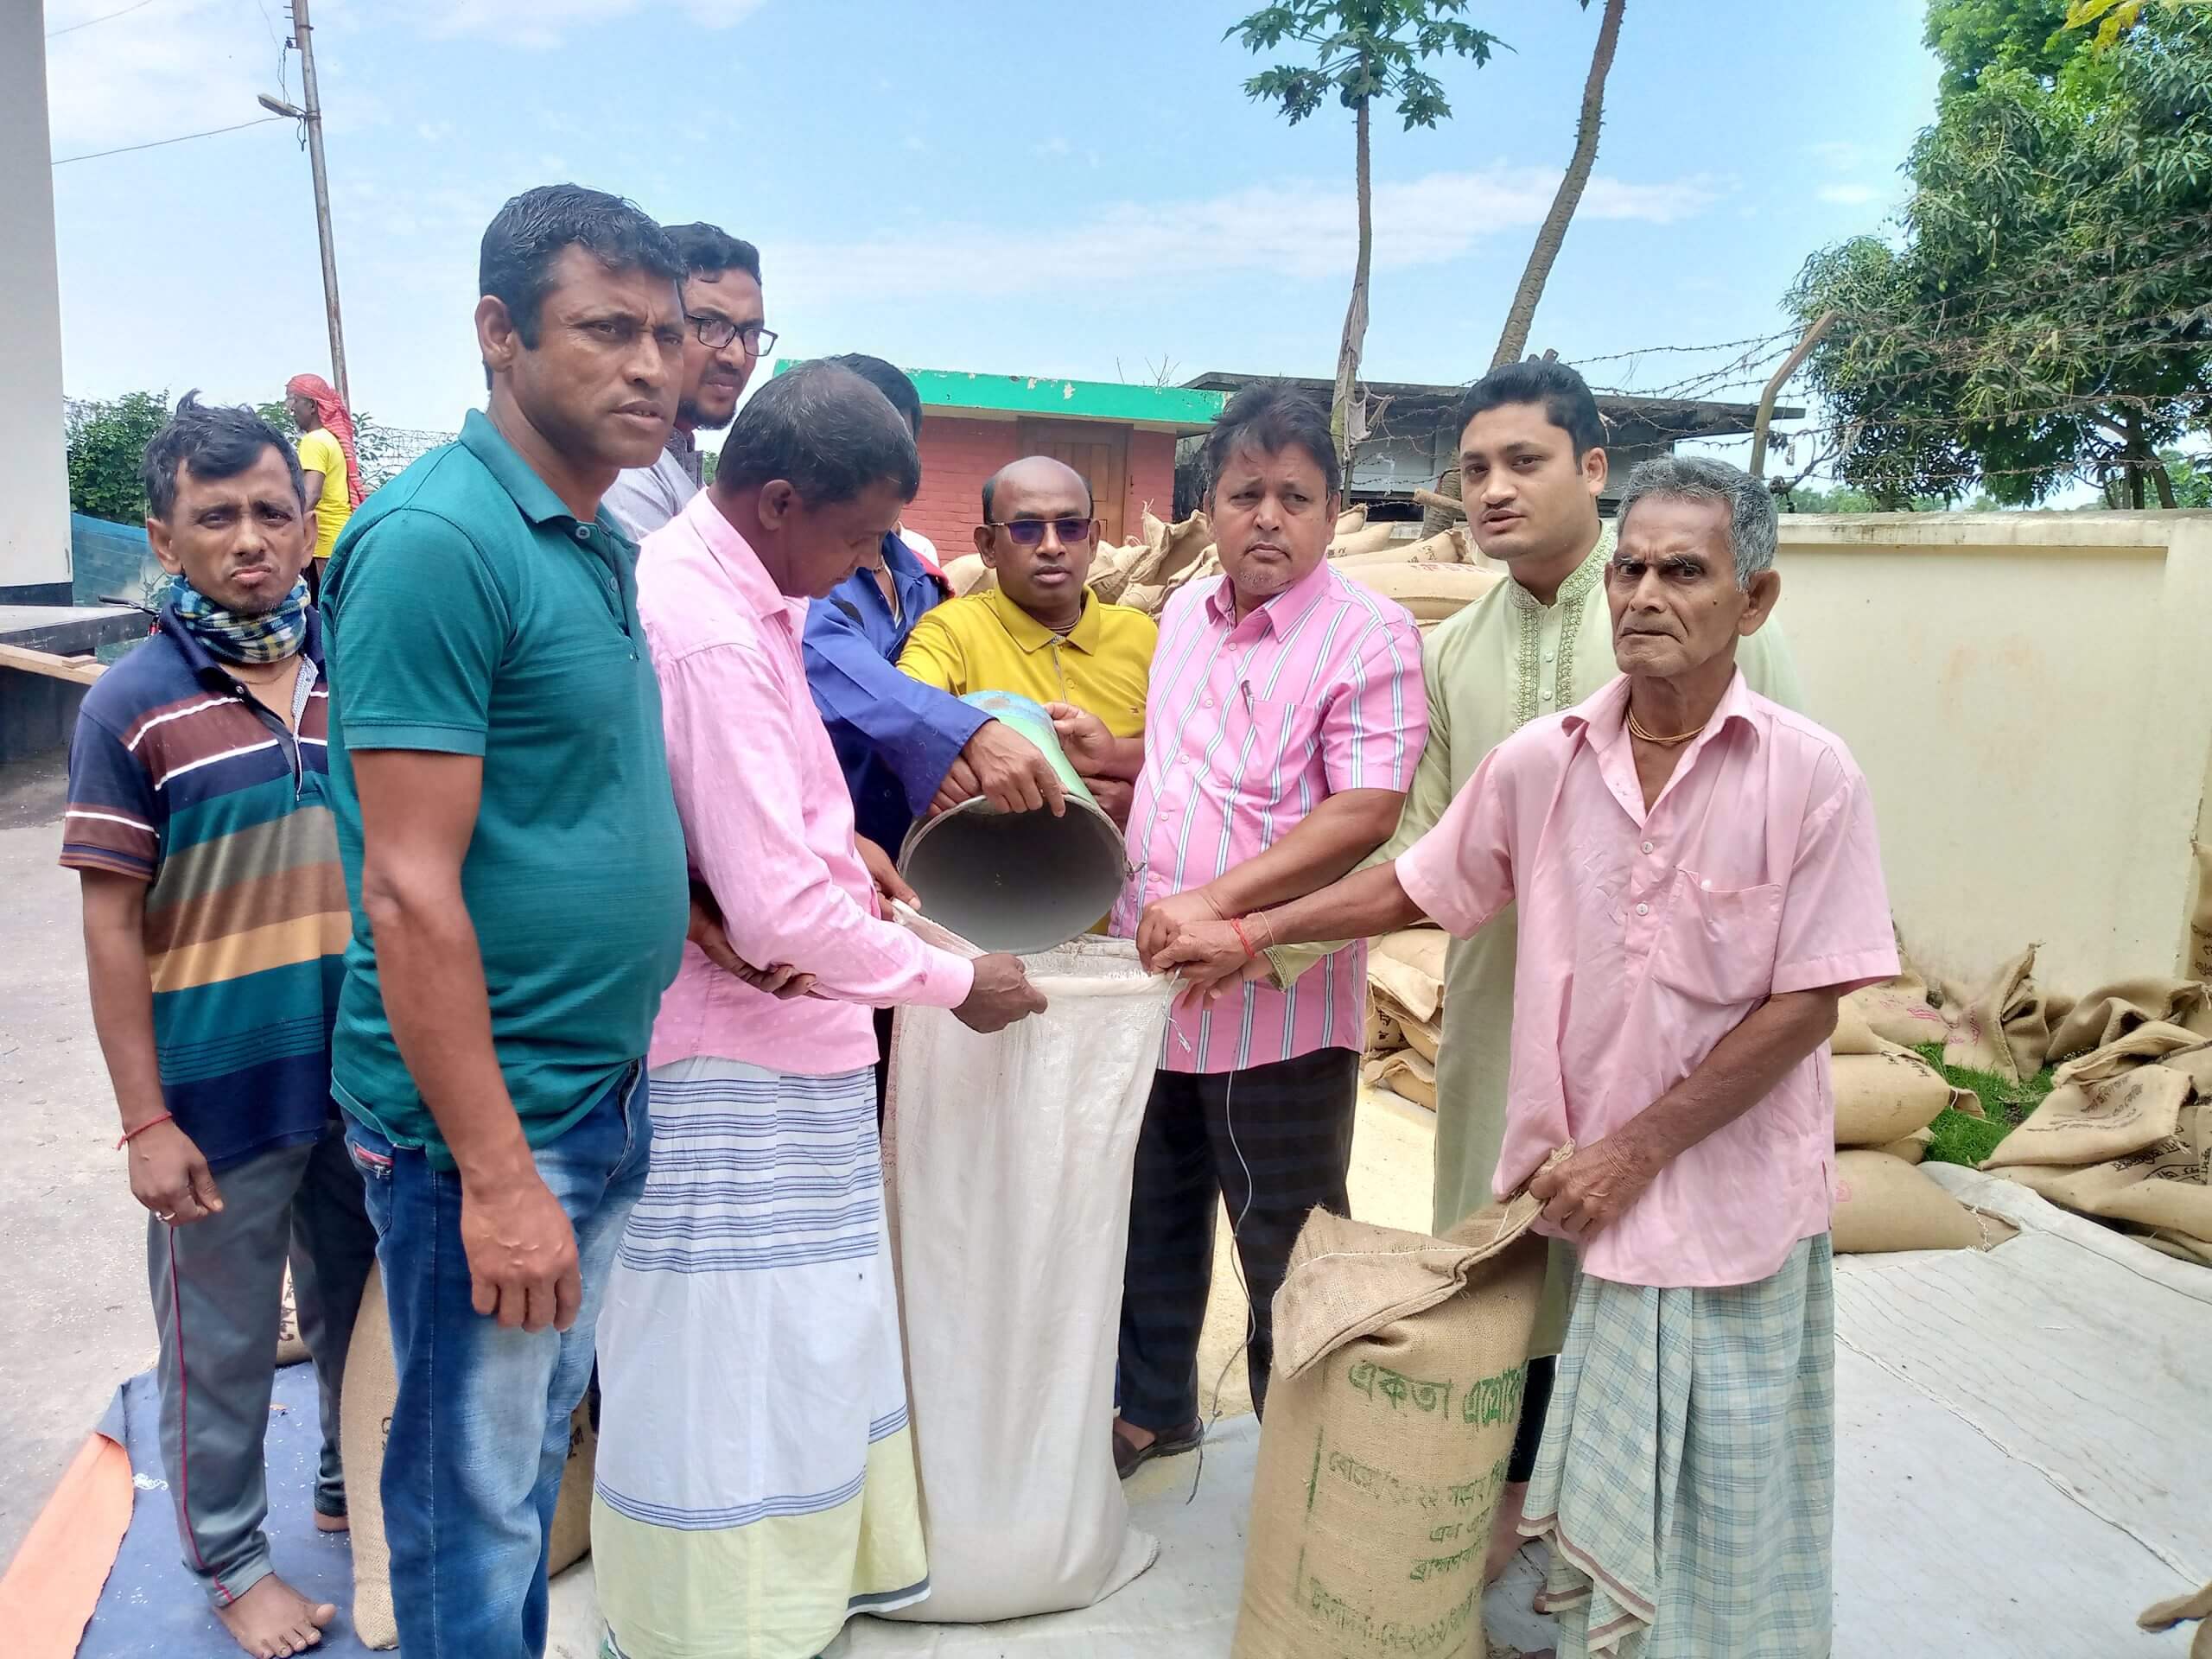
[321, 183, 692, 1659]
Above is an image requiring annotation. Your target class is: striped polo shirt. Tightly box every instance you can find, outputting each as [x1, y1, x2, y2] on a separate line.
[60, 602, 347, 1171]
[1112, 561, 1427, 1075]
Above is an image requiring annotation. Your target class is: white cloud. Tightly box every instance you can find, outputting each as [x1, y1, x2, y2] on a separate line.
[45, 0, 280, 157]
[1817, 182, 1878, 206]
[1035, 135, 1071, 160]
[780, 164, 1720, 303]
[1808, 141, 1868, 173]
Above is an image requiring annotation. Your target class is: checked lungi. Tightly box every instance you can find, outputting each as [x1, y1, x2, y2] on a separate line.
[1116, 1046, 1360, 1428]
[1522, 1234, 1836, 1657]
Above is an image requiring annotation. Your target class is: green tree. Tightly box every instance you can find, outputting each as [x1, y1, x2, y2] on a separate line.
[1774, 480, 1953, 512]
[1230, 0, 1503, 469]
[1789, 1, 2212, 507]
[1924, 0, 2075, 91]
[64, 391, 175, 524]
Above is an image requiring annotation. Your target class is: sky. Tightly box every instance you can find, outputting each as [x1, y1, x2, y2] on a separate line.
[43, 0, 1944, 474]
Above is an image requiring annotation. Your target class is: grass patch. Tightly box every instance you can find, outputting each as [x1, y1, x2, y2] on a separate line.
[1912, 1041, 2058, 1168]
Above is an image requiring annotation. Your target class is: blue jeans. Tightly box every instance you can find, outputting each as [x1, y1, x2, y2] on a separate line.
[346, 1068, 650, 1659]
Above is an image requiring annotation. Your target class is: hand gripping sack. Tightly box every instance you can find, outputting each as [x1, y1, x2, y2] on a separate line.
[1231, 1161, 1558, 1659]
[881, 929, 1176, 1623]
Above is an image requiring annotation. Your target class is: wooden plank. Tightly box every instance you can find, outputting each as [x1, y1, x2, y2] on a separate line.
[0, 644, 105, 684]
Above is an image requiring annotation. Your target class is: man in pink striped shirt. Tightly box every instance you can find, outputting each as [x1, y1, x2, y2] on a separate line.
[596, 362, 1046, 1658]
[1080, 384, 1426, 1475]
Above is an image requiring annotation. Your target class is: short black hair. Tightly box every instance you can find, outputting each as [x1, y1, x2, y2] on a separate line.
[717, 363, 921, 505]
[479, 183, 683, 349]
[663, 220, 760, 283]
[1202, 382, 1341, 500]
[1457, 359, 1605, 458]
[819, 354, 924, 439]
[142, 391, 304, 521]
[981, 459, 1095, 522]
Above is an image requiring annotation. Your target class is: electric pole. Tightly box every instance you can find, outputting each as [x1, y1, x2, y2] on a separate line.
[257, 0, 349, 409]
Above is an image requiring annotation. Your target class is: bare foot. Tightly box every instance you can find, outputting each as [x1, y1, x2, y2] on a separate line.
[214, 1574, 335, 1657]
[1484, 1479, 1531, 1584]
[312, 1510, 349, 1534]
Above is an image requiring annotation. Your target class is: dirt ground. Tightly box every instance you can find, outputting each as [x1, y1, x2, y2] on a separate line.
[0, 753, 161, 1566]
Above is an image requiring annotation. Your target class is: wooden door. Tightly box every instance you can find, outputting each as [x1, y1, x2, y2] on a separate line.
[1017, 420, 1129, 546]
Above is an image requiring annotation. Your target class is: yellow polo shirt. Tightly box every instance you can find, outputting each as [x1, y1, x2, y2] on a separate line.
[898, 587, 1156, 737]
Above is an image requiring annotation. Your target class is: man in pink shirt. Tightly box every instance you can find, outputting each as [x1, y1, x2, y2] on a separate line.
[1163, 456, 1896, 1657]
[594, 362, 1046, 1659]
[1074, 384, 1424, 1476]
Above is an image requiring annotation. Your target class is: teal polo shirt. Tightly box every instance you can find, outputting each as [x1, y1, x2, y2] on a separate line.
[321, 408, 689, 1166]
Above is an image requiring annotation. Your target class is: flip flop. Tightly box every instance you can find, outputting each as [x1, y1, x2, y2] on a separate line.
[1113, 1417, 1204, 1479]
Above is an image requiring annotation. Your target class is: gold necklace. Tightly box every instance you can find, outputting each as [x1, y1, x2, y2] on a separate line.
[1626, 705, 1703, 747]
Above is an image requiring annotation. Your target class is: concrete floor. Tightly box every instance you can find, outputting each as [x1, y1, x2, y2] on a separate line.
[0, 753, 158, 1567]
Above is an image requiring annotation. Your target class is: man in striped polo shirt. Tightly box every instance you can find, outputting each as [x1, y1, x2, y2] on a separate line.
[64, 395, 377, 1659]
[1107, 384, 1427, 1474]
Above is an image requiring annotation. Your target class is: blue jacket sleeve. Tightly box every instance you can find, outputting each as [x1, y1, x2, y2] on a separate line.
[802, 596, 989, 816]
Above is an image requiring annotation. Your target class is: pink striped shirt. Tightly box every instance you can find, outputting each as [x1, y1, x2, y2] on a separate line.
[639, 493, 975, 1077]
[1114, 562, 1427, 1074]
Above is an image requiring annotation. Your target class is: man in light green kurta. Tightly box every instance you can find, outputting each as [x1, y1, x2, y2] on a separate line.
[1266, 359, 1802, 1575]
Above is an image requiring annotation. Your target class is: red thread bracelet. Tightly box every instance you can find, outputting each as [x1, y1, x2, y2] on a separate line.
[118, 1112, 174, 1149]
[1229, 918, 1257, 959]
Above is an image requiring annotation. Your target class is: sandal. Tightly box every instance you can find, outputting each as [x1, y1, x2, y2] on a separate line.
[1113, 1417, 1203, 1479]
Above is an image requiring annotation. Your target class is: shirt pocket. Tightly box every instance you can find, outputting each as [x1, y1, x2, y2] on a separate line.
[1649, 868, 1784, 1007]
[1234, 690, 1323, 797]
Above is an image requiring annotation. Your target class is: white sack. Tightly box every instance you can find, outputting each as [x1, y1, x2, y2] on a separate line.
[881, 918, 1175, 1623]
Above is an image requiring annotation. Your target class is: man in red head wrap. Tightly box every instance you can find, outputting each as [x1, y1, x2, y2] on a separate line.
[283, 373, 364, 584]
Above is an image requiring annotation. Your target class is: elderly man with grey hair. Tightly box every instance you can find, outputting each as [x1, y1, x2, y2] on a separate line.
[1161, 452, 1896, 1657]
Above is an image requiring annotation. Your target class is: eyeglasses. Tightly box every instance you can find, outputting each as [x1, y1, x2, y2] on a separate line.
[689, 315, 778, 355]
[987, 517, 1098, 547]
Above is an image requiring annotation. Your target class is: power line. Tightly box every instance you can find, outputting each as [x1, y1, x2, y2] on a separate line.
[51, 115, 284, 167]
[48, 0, 163, 37]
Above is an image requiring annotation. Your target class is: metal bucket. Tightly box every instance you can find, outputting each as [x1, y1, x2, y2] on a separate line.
[897, 691, 1129, 956]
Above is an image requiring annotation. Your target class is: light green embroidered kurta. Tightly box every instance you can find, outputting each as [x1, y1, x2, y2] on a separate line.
[1273, 526, 1804, 1350]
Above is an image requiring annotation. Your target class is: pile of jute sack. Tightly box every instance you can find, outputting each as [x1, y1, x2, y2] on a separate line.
[1361, 928, 1446, 1111]
[943, 505, 1501, 632]
[1839, 924, 2212, 1265]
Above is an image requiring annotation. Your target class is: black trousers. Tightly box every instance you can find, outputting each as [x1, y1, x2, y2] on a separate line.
[1116, 1046, 1360, 1430]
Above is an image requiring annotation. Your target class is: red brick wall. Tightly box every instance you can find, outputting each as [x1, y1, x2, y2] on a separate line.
[907, 418, 1185, 555]
[908, 417, 1022, 558]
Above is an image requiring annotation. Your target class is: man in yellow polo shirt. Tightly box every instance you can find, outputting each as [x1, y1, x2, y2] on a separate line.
[898, 456, 1154, 825]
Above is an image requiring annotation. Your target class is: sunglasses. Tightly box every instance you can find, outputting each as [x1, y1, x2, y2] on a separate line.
[987, 517, 1098, 547]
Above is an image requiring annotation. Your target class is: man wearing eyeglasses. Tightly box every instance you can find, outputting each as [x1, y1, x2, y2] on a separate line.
[897, 455, 1155, 827]
[602, 221, 772, 541]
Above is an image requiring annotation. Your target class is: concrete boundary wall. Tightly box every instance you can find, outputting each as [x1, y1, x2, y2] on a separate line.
[1774, 511, 2212, 993]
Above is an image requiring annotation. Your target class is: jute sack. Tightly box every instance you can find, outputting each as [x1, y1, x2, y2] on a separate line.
[1337, 561, 1500, 622]
[1832, 1048, 1950, 1147]
[1941, 945, 2050, 1083]
[1231, 1178, 1554, 1659]
[1369, 929, 1446, 1027]
[1365, 996, 1404, 1056]
[1089, 543, 1139, 605]
[276, 1266, 308, 1366]
[1333, 526, 1471, 565]
[2138, 1579, 2212, 1659]
[1979, 1063, 2189, 1170]
[1402, 1016, 1440, 1065]
[341, 1267, 596, 1649]
[1849, 955, 1948, 1049]
[2190, 842, 2212, 984]
[1372, 1049, 1435, 1110]
[2046, 978, 2212, 1065]
[1999, 1102, 2211, 1250]
[1878, 1128, 1934, 1166]
[1830, 996, 1884, 1057]
[1335, 505, 1368, 537]
[1830, 1151, 1981, 1254]
[943, 553, 995, 598]
[1330, 521, 1406, 556]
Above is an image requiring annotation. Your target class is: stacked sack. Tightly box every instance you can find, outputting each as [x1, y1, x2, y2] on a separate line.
[1827, 996, 1993, 1253]
[1361, 929, 1446, 1110]
[1982, 983, 2212, 1267]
